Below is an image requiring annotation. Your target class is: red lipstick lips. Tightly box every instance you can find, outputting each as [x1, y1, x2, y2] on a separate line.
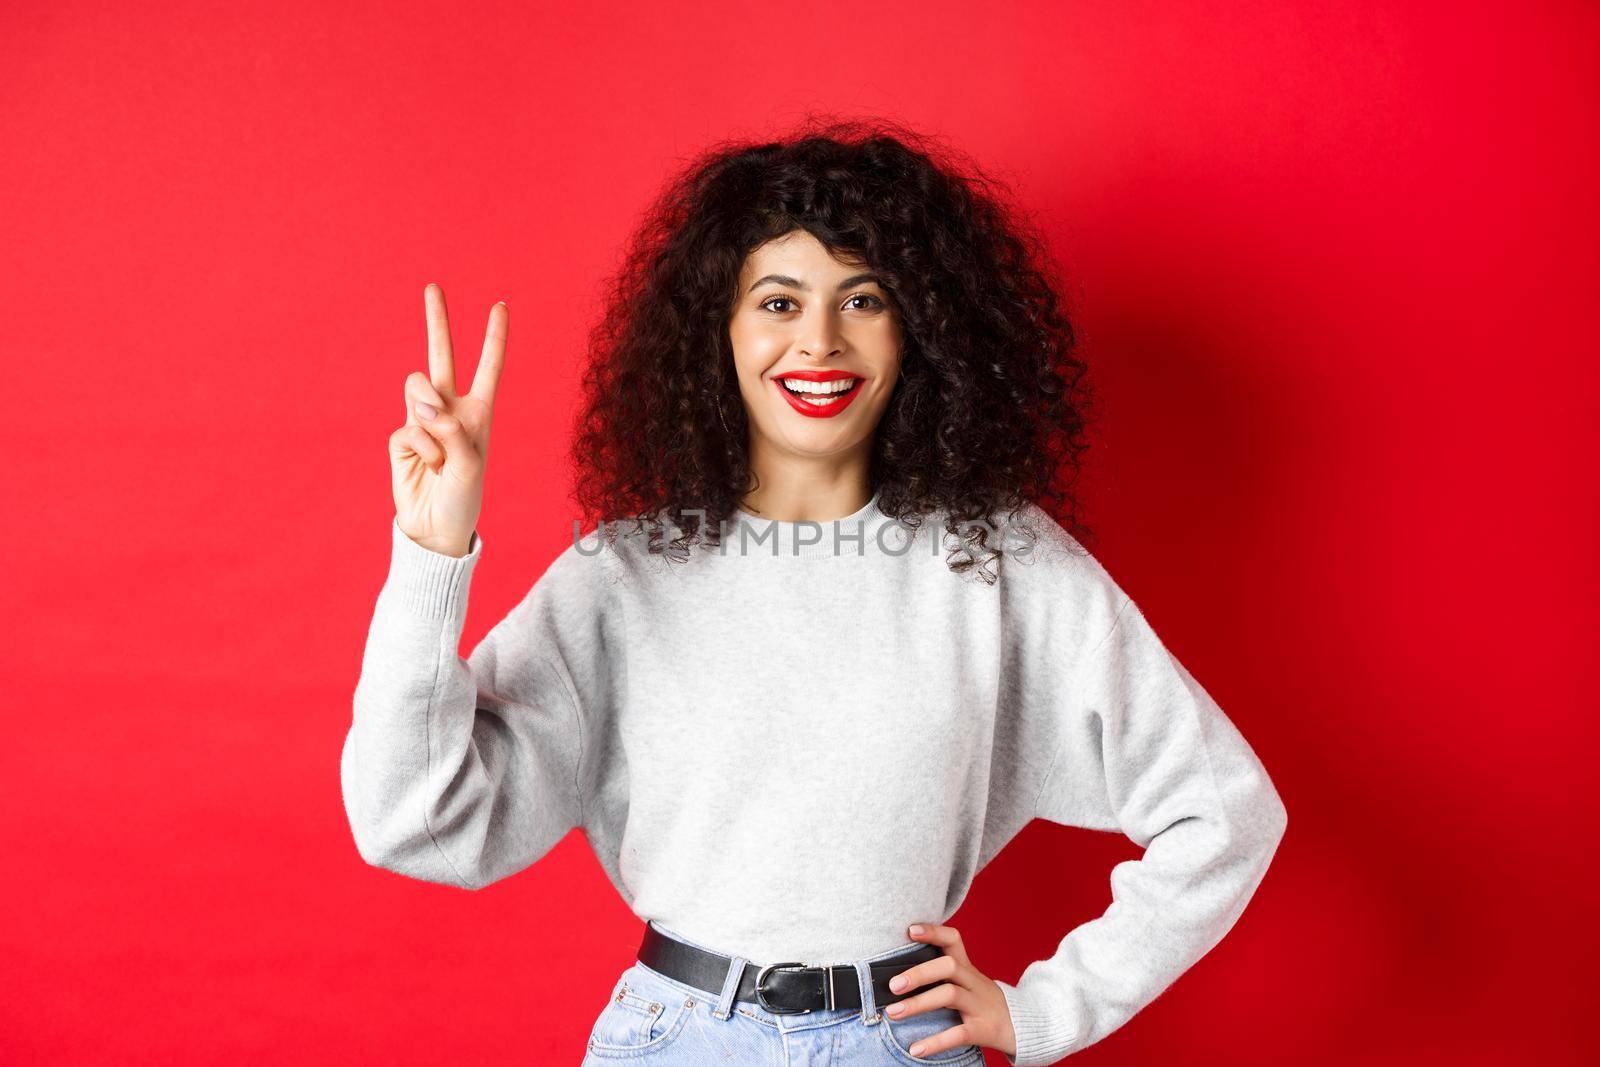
[772, 369, 865, 419]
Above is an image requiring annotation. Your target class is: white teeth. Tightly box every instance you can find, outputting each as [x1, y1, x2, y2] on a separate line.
[779, 378, 856, 395]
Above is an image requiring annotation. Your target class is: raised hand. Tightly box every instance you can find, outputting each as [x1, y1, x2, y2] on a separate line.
[388, 283, 507, 558]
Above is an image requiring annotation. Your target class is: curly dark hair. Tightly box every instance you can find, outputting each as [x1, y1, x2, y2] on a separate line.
[569, 114, 1099, 580]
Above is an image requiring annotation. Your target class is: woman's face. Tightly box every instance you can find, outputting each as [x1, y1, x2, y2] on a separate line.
[727, 229, 902, 463]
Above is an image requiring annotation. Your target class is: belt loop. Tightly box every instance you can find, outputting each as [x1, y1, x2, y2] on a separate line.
[854, 958, 879, 1025]
[711, 955, 747, 1021]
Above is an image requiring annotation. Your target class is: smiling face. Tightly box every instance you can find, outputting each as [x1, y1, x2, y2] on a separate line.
[728, 229, 903, 466]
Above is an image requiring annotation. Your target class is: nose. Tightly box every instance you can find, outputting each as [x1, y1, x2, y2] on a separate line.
[797, 309, 845, 361]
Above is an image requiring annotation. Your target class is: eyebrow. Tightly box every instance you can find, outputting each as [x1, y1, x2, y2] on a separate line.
[747, 272, 883, 295]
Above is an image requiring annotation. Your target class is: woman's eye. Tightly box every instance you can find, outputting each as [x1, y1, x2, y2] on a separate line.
[759, 293, 884, 314]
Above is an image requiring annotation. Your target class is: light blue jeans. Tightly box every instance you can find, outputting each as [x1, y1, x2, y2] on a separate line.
[580, 923, 986, 1065]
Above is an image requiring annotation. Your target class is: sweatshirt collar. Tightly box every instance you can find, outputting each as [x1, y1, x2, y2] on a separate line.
[726, 489, 898, 559]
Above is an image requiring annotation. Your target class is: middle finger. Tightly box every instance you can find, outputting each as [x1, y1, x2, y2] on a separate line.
[424, 283, 458, 398]
[889, 954, 957, 996]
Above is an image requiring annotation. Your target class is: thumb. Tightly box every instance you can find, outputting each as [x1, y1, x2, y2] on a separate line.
[412, 403, 481, 479]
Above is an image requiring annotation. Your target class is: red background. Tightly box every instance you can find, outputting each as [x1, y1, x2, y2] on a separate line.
[3, 2, 1594, 1063]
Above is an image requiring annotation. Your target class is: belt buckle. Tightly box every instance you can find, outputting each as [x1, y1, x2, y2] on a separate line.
[754, 961, 815, 1015]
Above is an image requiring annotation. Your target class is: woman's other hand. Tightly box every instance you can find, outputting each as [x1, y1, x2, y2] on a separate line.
[388, 284, 506, 558]
[886, 922, 1018, 1060]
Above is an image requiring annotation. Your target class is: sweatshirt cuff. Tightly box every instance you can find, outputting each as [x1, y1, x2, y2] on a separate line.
[383, 516, 482, 620]
[997, 979, 1080, 1066]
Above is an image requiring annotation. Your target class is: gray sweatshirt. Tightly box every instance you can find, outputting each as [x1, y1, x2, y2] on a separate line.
[340, 490, 1287, 1066]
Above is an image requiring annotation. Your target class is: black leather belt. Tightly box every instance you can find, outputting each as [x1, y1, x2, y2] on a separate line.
[638, 921, 943, 1016]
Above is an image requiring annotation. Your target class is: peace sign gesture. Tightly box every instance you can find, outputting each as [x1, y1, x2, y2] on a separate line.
[388, 283, 508, 558]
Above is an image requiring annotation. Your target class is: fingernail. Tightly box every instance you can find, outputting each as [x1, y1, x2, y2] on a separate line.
[496, 300, 507, 308]
[908, 924, 925, 935]
[889, 976, 906, 992]
[885, 1003, 903, 1016]
[909, 1043, 925, 1056]
[416, 402, 437, 420]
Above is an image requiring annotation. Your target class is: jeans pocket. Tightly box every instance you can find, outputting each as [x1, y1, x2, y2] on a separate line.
[586, 970, 695, 1059]
[879, 1004, 985, 1066]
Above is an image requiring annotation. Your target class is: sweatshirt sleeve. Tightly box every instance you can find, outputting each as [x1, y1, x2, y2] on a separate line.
[339, 516, 595, 891]
[995, 596, 1289, 1065]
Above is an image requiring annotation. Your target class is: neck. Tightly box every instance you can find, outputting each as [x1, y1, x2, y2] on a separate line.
[737, 442, 875, 522]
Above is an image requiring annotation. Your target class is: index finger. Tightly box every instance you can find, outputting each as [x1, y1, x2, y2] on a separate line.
[469, 301, 508, 406]
[424, 283, 458, 397]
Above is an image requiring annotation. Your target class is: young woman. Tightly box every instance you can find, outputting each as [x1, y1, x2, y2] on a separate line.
[342, 119, 1288, 1067]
